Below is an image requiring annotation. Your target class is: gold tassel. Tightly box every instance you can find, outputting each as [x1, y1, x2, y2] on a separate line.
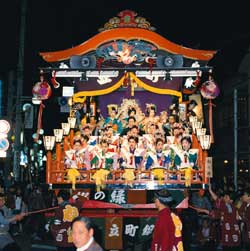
[92, 169, 110, 191]
[122, 169, 135, 186]
[131, 79, 135, 97]
[152, 168, 165, 185]
[67, 168, 80, 190]
[180, 167, 193, 187]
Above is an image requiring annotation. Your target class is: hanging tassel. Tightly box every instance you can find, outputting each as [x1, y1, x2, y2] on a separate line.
[208, 99, 215, 143]
[92, 169, 110, 191]
[122, 169, 135, 186]
[97, 57, 104, 73]
[146, 57, 155, 73]
[34, 102, 45, 142]
[67, 168, 80, 190]
[51, 70, 60, 88]
[193, 70, 201, 87]
[208, 71, 216, 144]
[122, 71, 129, 87]
[152, 168, 165, 185]
[180, 167, 193, 187]
[131, 79, 135, 97]
[37, 102, 44, 131]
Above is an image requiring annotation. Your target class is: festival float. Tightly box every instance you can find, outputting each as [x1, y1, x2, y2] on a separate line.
[35, 10, 219, 249]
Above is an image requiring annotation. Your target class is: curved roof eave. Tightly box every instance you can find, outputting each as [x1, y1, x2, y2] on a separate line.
[39, 28, 217, 62]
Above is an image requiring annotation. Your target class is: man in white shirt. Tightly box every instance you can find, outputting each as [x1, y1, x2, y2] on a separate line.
[72, 216, 103, 251]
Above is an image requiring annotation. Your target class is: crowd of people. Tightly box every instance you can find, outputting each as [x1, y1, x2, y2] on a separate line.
[0, 175, 250, 250]
[0, 103, 250, 250]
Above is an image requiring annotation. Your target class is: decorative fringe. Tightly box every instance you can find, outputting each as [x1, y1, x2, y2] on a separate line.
[152, 168, 165, 185]
[67, 168, 80, 190]
[209, 99, 215, 143]
[92, 169, 110, 191]
[122, 169, 135, 186]
[180, 167, 193, 187]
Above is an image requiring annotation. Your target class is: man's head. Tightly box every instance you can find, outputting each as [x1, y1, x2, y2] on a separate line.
[147, 106, 156, 117]
[128, 107, 136, 117]
[198, 189, 205, 197]
[241, 189, 250, 203]
[100, 139, 109, 153]
[73, 139, 83, 151]
[129, 125, 139, 137]
[221, 191, 233, 204]
[128, 136, 138, 150]
[82, 135, 90, 146]
[154, 189, 175, 210]
[168, 115, 176, 125]
[89, 116, 96, 125]
[57, 190, 70, 205]
[181, 136, 192, 151]
[155, 138, 164, 152]
[82, 125, 91, 137]
[104, 126, 113, 138]
[109, 107, 117, 118]
[147, 123, 157, 135]
[72, 216, 94, 248]
[127, 116, 136, 128]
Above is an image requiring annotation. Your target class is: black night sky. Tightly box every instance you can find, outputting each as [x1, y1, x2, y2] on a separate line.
[2, 0, 250, 78]
[1, 0, 250, 132]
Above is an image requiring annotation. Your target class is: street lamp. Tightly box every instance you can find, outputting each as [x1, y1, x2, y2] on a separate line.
[43, 136, 55, 151]
[54, 129, 63, 142]
[43, 136, 55, 184]
[196, 128, 206, 141]
[68, 117, 76, 129]
[199, 134, 211, 184]
[191, 121, 202, 134]
[61, 123, 70, 135]
[199, 135, 211, 150]
[54, 129, 63, 173]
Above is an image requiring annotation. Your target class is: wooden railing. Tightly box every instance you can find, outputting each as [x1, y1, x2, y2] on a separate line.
[47, 163, 206, 187]
[46, 134, 209, 187]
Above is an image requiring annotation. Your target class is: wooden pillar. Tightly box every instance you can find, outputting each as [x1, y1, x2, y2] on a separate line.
[46, 151, 52, 184]
[192, 133, 203, 169]
[70, 129, 74, 148]
[202, 150, 208, 184]
[55, 143, 62, 170]
[63, 136, 70, 151]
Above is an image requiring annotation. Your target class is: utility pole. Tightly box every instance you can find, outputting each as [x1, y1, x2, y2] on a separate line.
[13, 0, 27, 181]
[233, 88, 238, 191]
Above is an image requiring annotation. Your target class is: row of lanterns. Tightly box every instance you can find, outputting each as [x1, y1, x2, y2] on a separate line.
[189, 116, 211, 150]
[43, 115, 211, 152]
[43, 116, 76, 151]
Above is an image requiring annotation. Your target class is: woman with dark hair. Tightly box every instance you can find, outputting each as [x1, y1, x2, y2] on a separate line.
[72, 216, 103, 251]
[173, 136, 198, 170]
[151, 189, 183, 251]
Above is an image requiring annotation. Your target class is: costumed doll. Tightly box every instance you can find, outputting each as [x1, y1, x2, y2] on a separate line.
[145, 138, 171, 184]
[120, 136, 145, 185]
[103, 104, 123, 134]
[91, 139, 118, 191]
[173, 136, 198, 187]
[64, 136, 90, 189]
